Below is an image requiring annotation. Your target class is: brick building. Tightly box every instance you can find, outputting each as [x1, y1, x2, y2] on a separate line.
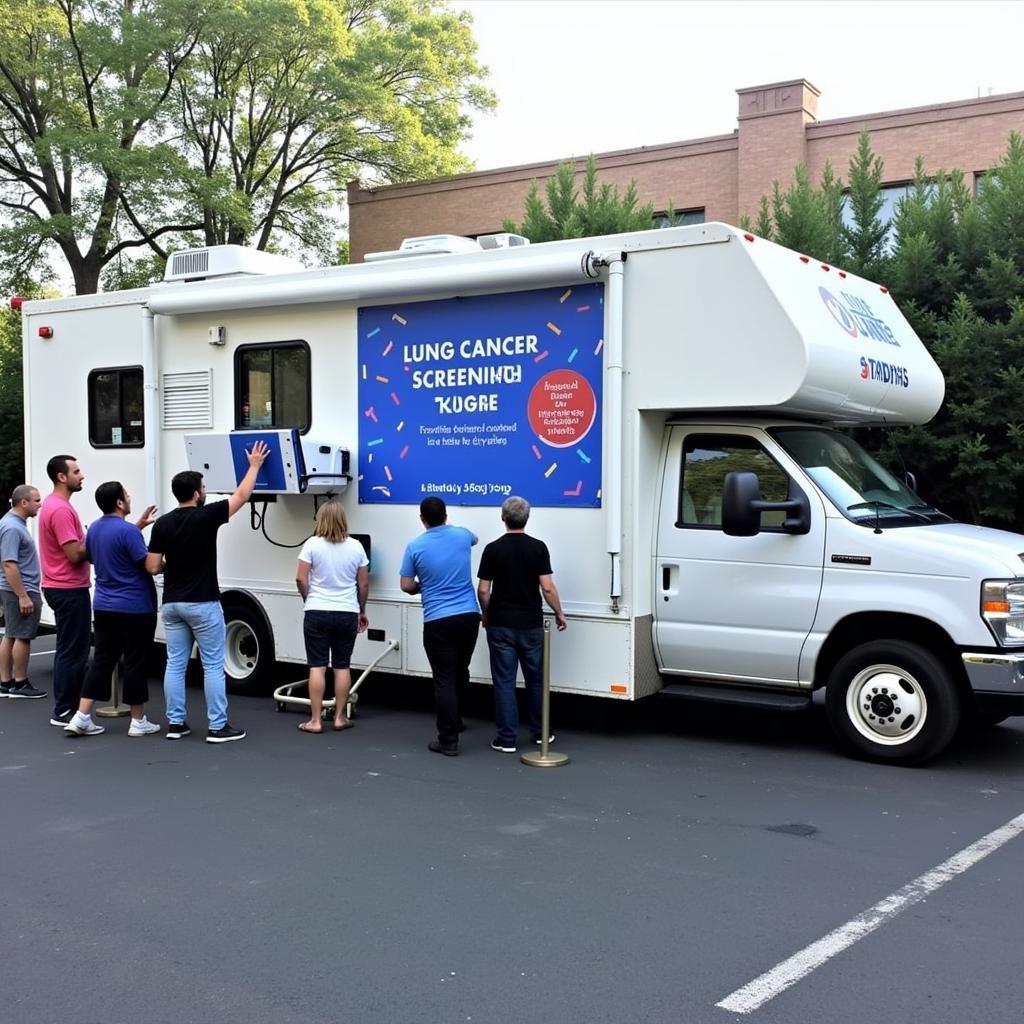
[346, 77, 1024, 262]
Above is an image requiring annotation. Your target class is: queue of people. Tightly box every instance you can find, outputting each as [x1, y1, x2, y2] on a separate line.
[1, 447, 568, 755]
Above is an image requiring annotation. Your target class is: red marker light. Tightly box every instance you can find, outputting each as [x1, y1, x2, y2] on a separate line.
[821, 264, 830, 271]
[38, 326, 53, 338]
[10, 296, 23, 310]
[838, 271, 847, 279]
[743, 233, 755, 242]
[799, 255, 810, 263]
[880, 286, 889, 294]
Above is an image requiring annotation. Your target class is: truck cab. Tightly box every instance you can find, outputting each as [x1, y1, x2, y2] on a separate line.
[654, 417, 1024, 763]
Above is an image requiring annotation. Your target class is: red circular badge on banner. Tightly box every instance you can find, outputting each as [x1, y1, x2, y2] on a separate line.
[527, 370, 597, 448]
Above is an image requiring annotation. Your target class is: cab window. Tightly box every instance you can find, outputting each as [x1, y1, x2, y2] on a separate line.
[680, 434, 790, 528]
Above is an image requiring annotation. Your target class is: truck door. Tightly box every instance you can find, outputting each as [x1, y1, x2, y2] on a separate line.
[654, 426, 826, 685]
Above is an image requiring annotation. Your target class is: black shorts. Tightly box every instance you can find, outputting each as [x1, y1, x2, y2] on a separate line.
[0, 590, 42, 639]
[303, 610, 358, 669]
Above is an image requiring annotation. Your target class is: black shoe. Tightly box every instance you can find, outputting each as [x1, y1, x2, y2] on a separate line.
[428, 739, 458, 757]
[49, 708, 73, 725]
[207, 723, 246, 744]
[0, 682, 12, 697]
[531, 733, 556, 744]
[165, 722, 191, 740]
[490, 737, 517, 753]
[8, 683, 46, 700]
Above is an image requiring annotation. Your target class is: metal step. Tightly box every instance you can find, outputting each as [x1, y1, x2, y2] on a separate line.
[658, 681, 811, 711]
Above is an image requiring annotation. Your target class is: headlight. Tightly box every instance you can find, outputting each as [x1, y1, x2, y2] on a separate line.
[981, 580, 1024, 646]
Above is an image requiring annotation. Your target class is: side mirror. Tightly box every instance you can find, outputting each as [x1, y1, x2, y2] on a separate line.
[722, 471, 811, 537]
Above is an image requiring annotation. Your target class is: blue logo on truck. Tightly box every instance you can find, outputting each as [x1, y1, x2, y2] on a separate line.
[357, 284, 605, 507]
[860, 355, 910, 388]
[820, 286, 900, 348]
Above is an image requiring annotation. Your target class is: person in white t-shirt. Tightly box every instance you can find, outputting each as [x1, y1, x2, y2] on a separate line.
[294, 502, 369, 733]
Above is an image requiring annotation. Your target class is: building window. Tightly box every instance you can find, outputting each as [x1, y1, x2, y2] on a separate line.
[655, 208, 706, 228]
[840, 183, 914, 247]
[235, 341, 311, 432]
[974, 171, 991, 195]
[88, 366, 144, 448]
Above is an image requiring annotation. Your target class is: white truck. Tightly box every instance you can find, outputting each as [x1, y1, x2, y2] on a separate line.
[18, 222, 1024, 764]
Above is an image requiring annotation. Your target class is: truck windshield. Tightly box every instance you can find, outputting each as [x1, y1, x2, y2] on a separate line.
[771, 427, 951, 527]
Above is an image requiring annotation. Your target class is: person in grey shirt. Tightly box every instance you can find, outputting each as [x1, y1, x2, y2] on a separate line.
[0, 484, 46, 699]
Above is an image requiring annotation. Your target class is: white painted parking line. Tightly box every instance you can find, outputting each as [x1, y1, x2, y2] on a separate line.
[717, 810, 1024, 1015]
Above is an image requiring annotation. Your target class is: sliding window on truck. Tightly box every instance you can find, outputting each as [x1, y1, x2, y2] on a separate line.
[234, 340, 311, 432]
[679, 434, 789, 529]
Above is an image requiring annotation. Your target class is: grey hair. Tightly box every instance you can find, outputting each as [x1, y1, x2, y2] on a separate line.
[501, 495, 530, 529]
[11, 484, 37, 506]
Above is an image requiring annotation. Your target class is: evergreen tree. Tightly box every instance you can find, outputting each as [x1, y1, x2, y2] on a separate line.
[503, 155, 655, 242]
[842, 130, 889, 279]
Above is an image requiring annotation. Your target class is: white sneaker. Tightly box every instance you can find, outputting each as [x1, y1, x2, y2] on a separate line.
[65, 716, 105, 736]
[128, 718, 161, 737]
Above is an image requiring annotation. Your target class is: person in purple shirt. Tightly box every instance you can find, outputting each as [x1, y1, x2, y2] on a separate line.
[400, 496, 480, 756]
[65, 482, 159, 737]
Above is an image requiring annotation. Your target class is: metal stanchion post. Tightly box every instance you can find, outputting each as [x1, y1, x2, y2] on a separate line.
[521, 620, 569, 768]
[95, 666, 130, 718]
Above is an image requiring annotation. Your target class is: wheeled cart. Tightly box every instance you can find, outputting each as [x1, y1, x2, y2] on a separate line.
[273, 640, 399, 719]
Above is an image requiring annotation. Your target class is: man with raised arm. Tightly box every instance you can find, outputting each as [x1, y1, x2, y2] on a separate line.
[146, 441, 269, 744]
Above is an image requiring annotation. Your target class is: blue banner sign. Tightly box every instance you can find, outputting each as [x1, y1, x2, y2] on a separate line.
[357, 283, 605, 506]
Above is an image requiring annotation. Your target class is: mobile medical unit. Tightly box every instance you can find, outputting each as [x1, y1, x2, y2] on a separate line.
[19, 223, 1024, 763]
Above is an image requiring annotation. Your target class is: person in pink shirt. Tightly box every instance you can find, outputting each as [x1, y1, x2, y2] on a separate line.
[38, 454, 91, 727]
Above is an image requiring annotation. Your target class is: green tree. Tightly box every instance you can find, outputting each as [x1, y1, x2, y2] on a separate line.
[0, 0, 205, 294]
[502, 154, 655, 242]
[179, 0, 494, 265]
[842, 130, 889, 279]
[0, 1, 493, 292]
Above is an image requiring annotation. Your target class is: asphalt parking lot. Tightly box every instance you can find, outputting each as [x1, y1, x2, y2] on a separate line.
[3, 636, 1024, 1024]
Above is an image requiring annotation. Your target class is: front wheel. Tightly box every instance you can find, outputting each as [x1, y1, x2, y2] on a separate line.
[222, 600, 275, 694]
[825, 640, 961, 765]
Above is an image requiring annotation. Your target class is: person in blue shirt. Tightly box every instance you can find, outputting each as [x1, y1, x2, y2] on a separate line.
[65, 482, 159, 738]
[400, 496, 480, 756]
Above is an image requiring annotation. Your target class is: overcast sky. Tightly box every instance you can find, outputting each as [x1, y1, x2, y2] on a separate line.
[453, 0, 1024, 171]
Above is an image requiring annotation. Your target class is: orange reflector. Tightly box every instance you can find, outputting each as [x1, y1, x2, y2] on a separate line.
[610, 684, 627, 694]
[984, 600, 1010, 614]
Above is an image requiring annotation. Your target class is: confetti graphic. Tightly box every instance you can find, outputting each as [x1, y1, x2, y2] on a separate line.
[357, 284, 604, 507]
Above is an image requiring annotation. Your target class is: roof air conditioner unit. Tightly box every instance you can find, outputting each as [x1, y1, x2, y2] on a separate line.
[163, 245, 303, 283]
[363, 234, 483, 262]
[477, 233, 530, 250]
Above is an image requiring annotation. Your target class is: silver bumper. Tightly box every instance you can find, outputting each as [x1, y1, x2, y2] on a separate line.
[961, 652, 1024, 693]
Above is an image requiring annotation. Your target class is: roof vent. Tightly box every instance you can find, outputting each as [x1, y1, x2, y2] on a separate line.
[163, 245, 303, 282]
[477, 232, 530, 250]
[363, 234, 483, 263]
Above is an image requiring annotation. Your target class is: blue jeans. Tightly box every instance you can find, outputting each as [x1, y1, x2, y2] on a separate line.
[486, 626, 543, 743]
[43, 586, 92, 716]
[162, 601, 228, 730]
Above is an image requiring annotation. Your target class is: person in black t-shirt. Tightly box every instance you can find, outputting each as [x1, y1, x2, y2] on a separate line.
[145, 441, 268, 744]
[476, 496, 567, 754]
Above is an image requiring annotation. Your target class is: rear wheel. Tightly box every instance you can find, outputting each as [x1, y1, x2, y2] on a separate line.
[825, 639, 960, 765]
[222, 600, 274, 694]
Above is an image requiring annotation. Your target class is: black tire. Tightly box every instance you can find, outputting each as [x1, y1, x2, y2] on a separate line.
[221, 599, 275, 694]
[825, 639, 961, 765]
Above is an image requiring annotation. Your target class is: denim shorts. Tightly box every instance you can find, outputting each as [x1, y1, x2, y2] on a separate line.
[303, 610, 358, 668]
